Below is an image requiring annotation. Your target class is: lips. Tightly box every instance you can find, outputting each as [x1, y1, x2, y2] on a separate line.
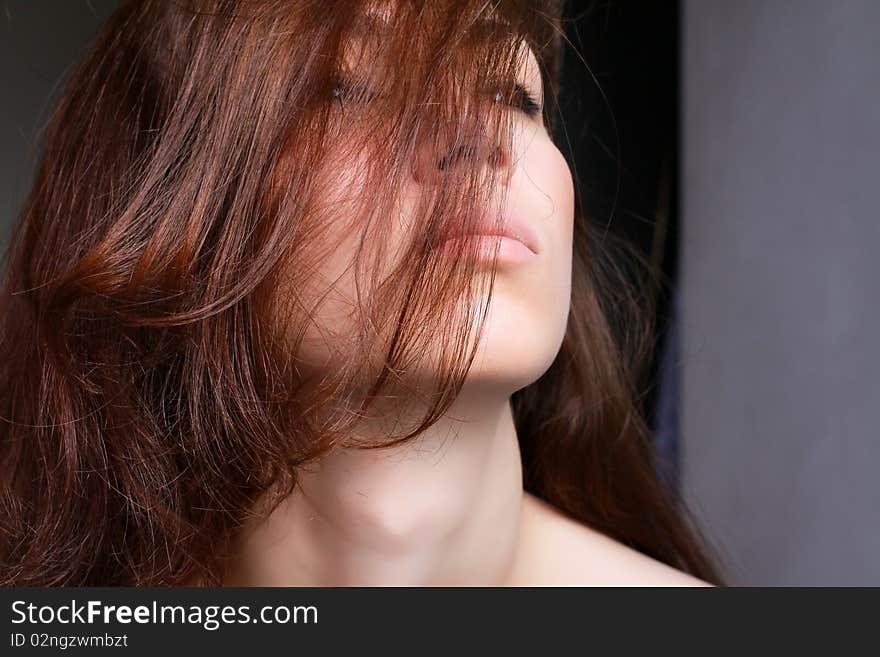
[439, 213, 540, 255]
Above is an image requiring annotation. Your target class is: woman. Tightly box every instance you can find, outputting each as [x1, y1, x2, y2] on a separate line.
[0, 0, 723, 586]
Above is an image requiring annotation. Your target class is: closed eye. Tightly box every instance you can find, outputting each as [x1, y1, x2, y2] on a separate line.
[331, 75, 542, 121]
[494, 83, 542, 118]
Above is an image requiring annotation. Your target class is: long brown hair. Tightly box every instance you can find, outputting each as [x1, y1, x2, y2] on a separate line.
[0, 0, 724, 585]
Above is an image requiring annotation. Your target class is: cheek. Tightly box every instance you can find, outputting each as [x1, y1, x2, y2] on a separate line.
[513, 132, 575, 294]
[273, 160, 371, 372]
[273, 153, 413, 376]
[524, 139, 575, 246]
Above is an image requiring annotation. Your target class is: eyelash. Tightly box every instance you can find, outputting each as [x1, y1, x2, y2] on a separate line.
[493, 84, 542, 118]
[331, 77, 542, 118]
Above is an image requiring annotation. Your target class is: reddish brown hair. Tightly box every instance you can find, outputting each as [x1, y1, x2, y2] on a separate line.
[0, 0, 724, 585]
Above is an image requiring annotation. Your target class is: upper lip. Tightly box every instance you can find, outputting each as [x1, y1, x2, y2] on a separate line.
[440, 212, 540, 255]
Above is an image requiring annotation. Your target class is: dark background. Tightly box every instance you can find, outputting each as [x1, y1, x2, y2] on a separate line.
[557, 0, 681, 438]
[561, 0, 679, 283]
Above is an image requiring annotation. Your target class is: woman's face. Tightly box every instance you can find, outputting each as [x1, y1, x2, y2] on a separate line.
[283, 42, 574, 397]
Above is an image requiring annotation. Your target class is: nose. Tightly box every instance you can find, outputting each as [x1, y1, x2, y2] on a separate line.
[410, 118, 513, 187]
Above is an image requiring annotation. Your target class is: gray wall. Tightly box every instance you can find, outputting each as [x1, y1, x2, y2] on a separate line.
[0, 0, 117, 249]
[682, 0, 880, 585]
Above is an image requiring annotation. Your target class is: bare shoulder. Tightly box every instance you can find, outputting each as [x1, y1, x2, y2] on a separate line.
[509, 492, 714, 587]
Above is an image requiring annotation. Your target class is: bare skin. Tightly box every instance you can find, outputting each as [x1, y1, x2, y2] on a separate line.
[224, 393, 710, 587]
[510, 493, 712, 586]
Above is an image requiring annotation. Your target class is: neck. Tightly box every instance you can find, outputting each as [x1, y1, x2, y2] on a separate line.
[224, 389, 525, 586]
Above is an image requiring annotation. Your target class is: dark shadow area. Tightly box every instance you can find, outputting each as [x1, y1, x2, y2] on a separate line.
[556, 0, 681, 441]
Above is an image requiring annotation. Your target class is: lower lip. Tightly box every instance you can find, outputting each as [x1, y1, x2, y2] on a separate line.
[439, 235, 538, 263]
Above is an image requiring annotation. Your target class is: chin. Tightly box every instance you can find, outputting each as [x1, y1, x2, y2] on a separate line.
[463, 284, 570, 394]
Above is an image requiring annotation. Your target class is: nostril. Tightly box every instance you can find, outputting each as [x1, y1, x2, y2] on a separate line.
[437, 144, 476, 171]
[487, 144, 506, 169]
